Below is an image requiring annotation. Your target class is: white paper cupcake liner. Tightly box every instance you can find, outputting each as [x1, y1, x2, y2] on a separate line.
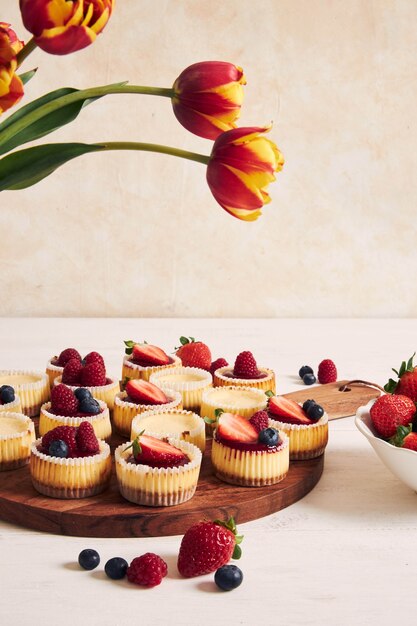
[0, 370, 50, 417]
[267, 414, 329, 460]
[39, 400, 112, 440]
[45, 359, 64, 387]
[131, 408, 206, 452]
[0, 411, 36, 470]
[113, 389, 182, 437]
[122, 354, 182, 382]
[0, 395, 22, 414]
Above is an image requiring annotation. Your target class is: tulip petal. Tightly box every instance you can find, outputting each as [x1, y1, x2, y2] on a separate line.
[36, 25, 96, 54]
[207, 161, 264, 210]
[174, 61, 245, 92]
[0, 73, 24, 113]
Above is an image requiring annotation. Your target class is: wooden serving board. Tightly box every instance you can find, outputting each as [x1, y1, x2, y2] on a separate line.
[0, 433, 323, 538]
[283, 380, 381, 420]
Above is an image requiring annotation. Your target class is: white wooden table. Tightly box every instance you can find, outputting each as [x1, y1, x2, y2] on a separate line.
[0, 318, 415, 626]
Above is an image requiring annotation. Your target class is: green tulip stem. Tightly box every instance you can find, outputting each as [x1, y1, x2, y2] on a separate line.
[16, 37, 37, 68]
[98, 141, 210, 165]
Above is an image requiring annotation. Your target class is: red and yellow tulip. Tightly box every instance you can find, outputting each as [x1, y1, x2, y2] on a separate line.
[19, 0, 114, 55]
[172, 61, 246, 140]
[206, 126, 284, 221]
[0, 23, 24, 114]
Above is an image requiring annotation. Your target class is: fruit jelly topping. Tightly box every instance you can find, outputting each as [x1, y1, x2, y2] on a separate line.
[222, 369, 268, 380]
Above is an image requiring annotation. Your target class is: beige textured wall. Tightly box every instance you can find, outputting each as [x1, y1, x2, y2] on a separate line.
[1, 0, 416, 317]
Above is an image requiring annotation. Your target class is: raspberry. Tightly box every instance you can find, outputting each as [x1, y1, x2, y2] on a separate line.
[317, 359, 337, 384]
[233, 351, 261, 379]
[83, 351, 105, 368]
[62, 358, 83, 385]
[42, 426, 78, 457]
[76, 421, 99, 454]
[57, 348, 81, 367]
[127, 553, 168, 587]
[50, 384, 79, 415]
[81, 362, 106, 387]
[249, 410, 269, 433]
[210, 358, 229, 376]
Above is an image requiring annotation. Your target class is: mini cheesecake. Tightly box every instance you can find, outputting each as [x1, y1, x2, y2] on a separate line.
[53, 376, 119, 411]
[201, 386, 267, 428]
[0, 371, 50, 417]
[122, 341, 182, 383]
[213, 366, 276, 394]
[0, 412, 36, 471]
[45, 358, 64, 387]
[115, 435, 202, 506]
[131, 409, 206, 452]
[39, 400, 112, 440]
[149, 367, 212, 412]
[211, 412, 289, 487]
[0, 395, 22, 414]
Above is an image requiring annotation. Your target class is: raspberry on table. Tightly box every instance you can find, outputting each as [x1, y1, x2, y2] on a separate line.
[317, 359, 337, 384]
[249, 410, 269, 433]
[51, 383, 79, 415]
[233, 351, 261, 379]
[62, 358, 83, 385]
[127, 553, 168, 587]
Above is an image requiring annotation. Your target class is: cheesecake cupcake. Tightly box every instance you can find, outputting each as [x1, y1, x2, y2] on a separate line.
[39, 384, 111, 440]
[30, 422, 111, 498]
[46, 348, 82, 387]
[211, 412, 289, 487]
[149, 366, 212, 412]
[0, 412, 36, 471]
[122, 340, 181, 382]
[267, 395, 329, 460]
[0, 370, 50, 417]
[201, 385, 268, 429]
[0, 385, 22, 414]
[115, 434, 202, 506]
[113, 379, 182, 437]
[131, 408, 206, 452]
[213, 351, 276, 394]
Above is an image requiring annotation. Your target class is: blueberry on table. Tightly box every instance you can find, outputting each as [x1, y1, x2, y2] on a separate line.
[105, 557, 128, 580]
[48, 439, 69, 458]
[78, 549, 100, 570]
[307, 403, 324, 421]
[298, 365, 313, 379]
[74, 388, 92, 401]
[214, 565, 243, 591]
[79, 398, 101, 414]
[303, 373, 316, 385]
[302, 399, 316, 412]
[258, 427, 279, 447]
[0, 385, 15, 404]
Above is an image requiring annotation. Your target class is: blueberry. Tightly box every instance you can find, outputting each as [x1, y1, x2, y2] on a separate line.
[78, 549, 100, 570]
[0, 385, 15, 404]
[48, 439, 69, 458]
[302, 399, 316, 413]
[79, 397, 101, 415]
[308, 403, 324, 421]
[258, 427, 279, 447]
[214, 565, 243, 591]
[104, 557, 128, 580]
[74, 387, 92, 401]
[298, 365, 313, 379]
[303, 373, 316, 385]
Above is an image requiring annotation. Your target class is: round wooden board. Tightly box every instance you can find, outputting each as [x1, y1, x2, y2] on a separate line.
[0, 431, 324, 538]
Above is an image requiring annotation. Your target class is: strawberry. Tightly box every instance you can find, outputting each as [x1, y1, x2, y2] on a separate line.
[385, 353, 417, 402]
[50, 383, 79, 415]
[76, 421, 99, 454]
[56, 348, 81, 367]
[249, 410, 269, 433]
[268, 396, 313, 425]
[177, 517, 243, 578]
[62, 358, 83, 385]
[125, 379, 169, 405]
[216, 412, 258, 443]
[233, 351, 261, 379]
[42, 425, 78, 457]
[83, 351, 105, 368]
[124, 340, 170, 366]
[390, 424, 417, 451]
[370, 394, 416, 438]
[130, 434, 189, 468]
[210, 357, 228, 376]
[175, 337, 212, 370]
[80, 361, 106, 386]
[317, 359, 337, 384]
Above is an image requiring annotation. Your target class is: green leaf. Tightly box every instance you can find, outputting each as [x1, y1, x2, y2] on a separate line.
[0, 82, 127, 156]
[265, 390, 274, 398]
[389, 423, 412, 447]
[214, 408, 224, 418]
[18, 68, 38, 85]
[384, 378, 398, 393]
[179, 336, 190, 346]
[406, 353, 416, 371]
[0, 142, 104, 191]
[232, 545, 242, 560]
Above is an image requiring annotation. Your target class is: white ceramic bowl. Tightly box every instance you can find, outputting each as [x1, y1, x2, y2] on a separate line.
[355, 399, 417, 492]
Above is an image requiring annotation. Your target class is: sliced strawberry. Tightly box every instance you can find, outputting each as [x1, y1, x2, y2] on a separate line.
[125, 379, 169, 405]
[268, 396, 313, 425]
[217, 412, 258, 443]
[132, 343, 170, 366]
[133, 435, 189, 468]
